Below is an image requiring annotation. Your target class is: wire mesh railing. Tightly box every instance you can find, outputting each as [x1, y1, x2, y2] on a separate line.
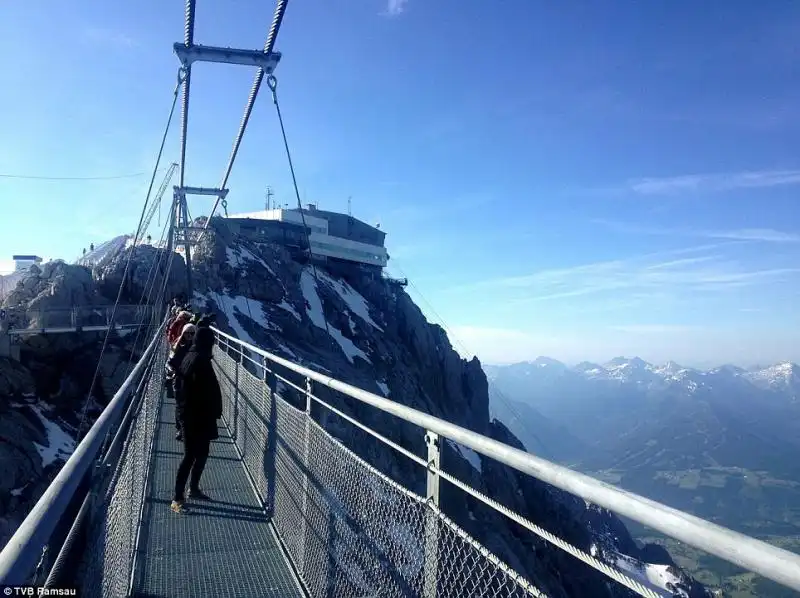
[211, 327, 800, 598]
[213, 333, 545, 598]
[74, 337, 166, 597]
[0, 324, 165, 593]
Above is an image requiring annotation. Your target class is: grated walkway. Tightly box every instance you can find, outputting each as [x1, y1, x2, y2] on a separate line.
[131, 396, 305, 598]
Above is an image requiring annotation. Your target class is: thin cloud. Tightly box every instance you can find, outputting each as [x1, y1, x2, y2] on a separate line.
[708, 228, 800, 243]
[444, 243, 800, 305]
[595, 219, 800, 243]
[384, 0, 409, 16]
[82, 27, 137, 49]
[609, 324, 701, 334]
[627, 170, 800, 195]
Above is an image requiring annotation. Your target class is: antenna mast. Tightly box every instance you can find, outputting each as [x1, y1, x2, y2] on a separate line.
[265, 185, 274, 211]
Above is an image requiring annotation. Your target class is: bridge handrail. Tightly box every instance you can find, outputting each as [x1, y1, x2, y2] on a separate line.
[0, 324, 164, 586]
[212, 326, 800, 592]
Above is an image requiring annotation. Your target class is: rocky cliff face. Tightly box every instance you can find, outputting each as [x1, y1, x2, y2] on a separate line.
[92, 244, 187, 305]
[2, 261, 106, 314]
[0, 254, 176, 548]
[186, 219, 708, 598]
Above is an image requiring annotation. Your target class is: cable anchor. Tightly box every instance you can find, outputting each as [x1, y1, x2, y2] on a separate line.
[267, 74, 278, 102]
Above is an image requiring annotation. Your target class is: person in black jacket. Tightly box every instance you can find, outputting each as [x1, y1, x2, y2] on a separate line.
[171, 326, 222, 513]
[168, 323, 196, 441]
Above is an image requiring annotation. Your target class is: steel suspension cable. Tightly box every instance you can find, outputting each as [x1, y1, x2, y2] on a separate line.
[76, 71, 185, 442]
[127, 215, 172, 365]
[267, 74, 331, 340]
[178, 0, 197, 187]
[204, 0, 289, 227]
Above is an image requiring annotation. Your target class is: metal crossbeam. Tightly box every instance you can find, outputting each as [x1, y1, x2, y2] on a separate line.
[175, 185, 229, 198]
[174, 43, 282, 71]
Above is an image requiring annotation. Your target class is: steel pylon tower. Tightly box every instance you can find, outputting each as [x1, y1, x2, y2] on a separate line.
[169, 3, 282, 300]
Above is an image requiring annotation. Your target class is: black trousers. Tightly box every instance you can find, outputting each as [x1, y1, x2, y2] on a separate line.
[175, 394, 184, 433]
[174, 435, 210, 501]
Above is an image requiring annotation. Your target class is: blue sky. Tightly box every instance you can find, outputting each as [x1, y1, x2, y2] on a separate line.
[1, 1, 799, 367]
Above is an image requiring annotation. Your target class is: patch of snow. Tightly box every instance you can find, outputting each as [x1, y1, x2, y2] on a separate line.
[10, 486, 26, 497]
[613, 551, 686, 597]
[300, 270, 370, 364]
[445, 438, 482, 473]
[376, 381, 390, 397]
[212, 292, 278, 346]
[644, 564, 687, 597]
[315, 270, 384, 331]
[29, 405, 76, 467]
[329, 327, 369, 364]
[300, 270, 326, 329]
[76, 235, 130, 267]
[226, 244, 275, 276]
[747, 361, 800, 390]
[277, 299, 301, 321]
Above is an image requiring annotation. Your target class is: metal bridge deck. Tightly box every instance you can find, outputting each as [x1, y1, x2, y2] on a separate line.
[131, 396, 304, 598]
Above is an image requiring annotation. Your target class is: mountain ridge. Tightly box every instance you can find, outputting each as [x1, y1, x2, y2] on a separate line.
[485, 357, 800, 395]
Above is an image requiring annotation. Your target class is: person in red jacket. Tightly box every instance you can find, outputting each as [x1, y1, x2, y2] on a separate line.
[167, 311, 192, 346]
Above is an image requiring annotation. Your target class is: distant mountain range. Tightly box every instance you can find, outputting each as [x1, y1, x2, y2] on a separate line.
[485, 357, 800, 596]
[486, 356, 800, 475]
[486, 356, 799, 398]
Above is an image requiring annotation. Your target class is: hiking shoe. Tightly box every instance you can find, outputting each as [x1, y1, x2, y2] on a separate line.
[170, 500, 188, 514]
[188, 488, 211, 500]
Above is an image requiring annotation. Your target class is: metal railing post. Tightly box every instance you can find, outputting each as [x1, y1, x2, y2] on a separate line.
[298, 376, 312, 576]
[423, 431, 440, 598]
[233, 348, 241, 444]
[263, 356, 278, 514]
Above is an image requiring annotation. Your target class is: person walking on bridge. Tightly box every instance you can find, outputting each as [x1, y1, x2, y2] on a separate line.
[168, 322, 196, 441]
[171, 326, 222, 513]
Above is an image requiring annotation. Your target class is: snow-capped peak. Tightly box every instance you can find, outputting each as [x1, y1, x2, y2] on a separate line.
[574, 361, 608, 378]
[531, 356, 566, 369]
[746, 361, 800, 392]
[605, 356, 650, 370]
[656, 360, 683, 374]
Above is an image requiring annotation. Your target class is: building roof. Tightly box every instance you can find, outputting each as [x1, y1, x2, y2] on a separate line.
[12, 255, 42, 261]
[294, 207, 383, 234]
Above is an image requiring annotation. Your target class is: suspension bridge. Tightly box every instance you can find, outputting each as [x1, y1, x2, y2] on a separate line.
[2, 1, 800, 596]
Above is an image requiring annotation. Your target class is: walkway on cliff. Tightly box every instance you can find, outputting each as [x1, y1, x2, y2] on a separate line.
[1, 324, 800, 597]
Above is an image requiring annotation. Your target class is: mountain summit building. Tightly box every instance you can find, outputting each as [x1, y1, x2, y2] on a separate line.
[224, 205, 388, 271]
[12, 255, 42, 272]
